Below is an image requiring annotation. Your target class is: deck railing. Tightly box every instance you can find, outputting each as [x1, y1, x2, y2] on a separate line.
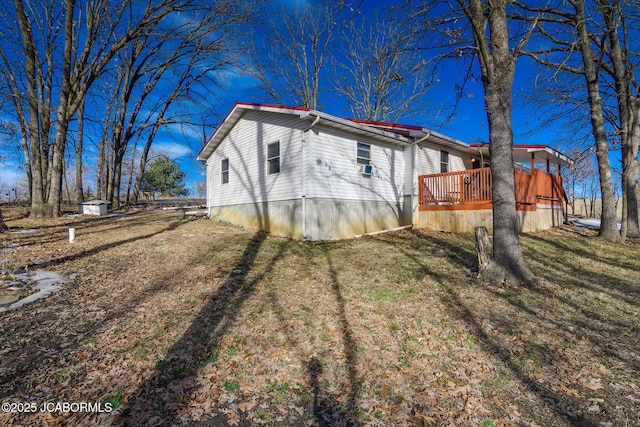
[418, 167, 566, 208]
[418, 167, 492, 205]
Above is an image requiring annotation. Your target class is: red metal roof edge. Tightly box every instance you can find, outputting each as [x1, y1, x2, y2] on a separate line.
[470, 143, 550, 149]
[233, 101, 311, 112]
[346, 118, 423, 132]
[197, 102, 311, 159]
[469, 143, 573, 164]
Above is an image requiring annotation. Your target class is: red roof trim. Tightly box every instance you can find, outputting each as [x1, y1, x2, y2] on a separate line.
[234, 101, 310, 112]
[197, 102, 311, 158]
[470, 143, 550, 149]
[346, 118, 423, 132]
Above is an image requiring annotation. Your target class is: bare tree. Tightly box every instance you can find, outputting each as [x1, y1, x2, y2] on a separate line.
[0, 208, 7, 232]
[97, 0, 250, 207]
[335, 12, 436, 122]
[598, 0, 640, 238]
[564, 146, 599, 216]
[4, 0, 200, 218]
[250, 1, 338, 109]
[445, 0, 537, 285]
[571, 0, 623, 241]
[74, 97, 86, 203]
[518, 1, 628, 241]
[0, 49, 33, 202]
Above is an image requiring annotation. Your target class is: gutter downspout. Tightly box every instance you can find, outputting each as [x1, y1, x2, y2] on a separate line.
[478, 144, 486, 168]
[412, 132, 431, 225]
[302, 115, 321, 239]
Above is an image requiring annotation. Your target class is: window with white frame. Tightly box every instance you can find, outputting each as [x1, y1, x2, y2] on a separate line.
[357, 142, 371, 165]
[267, 141, 280, 174]
[440, 150, 449, 173]
[221, 158, 229, 184]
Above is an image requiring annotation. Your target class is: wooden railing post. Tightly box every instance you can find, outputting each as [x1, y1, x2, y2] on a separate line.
[417, 167, 493, 207]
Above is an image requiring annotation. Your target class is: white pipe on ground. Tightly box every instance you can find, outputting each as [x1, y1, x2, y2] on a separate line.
[354, 224, 412, 238]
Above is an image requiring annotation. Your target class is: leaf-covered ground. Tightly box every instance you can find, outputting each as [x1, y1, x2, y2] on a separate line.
[0, 207, 638, 426]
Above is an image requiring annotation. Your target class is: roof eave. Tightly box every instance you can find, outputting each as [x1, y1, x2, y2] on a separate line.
[308, 112, 413, 145]
[469, 143, 575, 167]
[411, 128, 472, 152]
[197, 102, 313, 161]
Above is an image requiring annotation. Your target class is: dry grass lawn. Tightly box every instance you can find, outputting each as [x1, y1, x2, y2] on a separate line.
[0, 206, 638, 426]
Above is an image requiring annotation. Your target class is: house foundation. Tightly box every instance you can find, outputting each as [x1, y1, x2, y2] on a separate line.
[415, 204, 565, 233]
[208, 196, 411, 241]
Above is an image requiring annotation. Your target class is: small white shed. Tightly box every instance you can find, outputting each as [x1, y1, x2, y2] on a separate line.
[79, 200, 111, 216]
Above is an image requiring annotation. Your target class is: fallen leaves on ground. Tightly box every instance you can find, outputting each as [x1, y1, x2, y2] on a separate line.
[0, 206, 638, 426]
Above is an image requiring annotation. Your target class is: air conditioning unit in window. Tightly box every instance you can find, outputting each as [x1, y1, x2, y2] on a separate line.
[360, 164, 373, 176]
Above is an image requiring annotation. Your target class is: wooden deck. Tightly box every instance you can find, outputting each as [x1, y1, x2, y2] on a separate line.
[418, 168, 566, 212]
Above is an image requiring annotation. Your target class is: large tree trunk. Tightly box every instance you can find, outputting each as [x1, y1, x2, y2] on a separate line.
[13, 0, 46, 218]
[484, 73, 535, 285]
[0, 208, 7, 233]
[623, 100, 640, 237]
[574, 0, 621, 242]
[75, 98, 85, 203]
[110, 154, 124, 208]
[45, 0, 75, 218]
[465, 0, 535, 285]
[599, 0, 639, 239]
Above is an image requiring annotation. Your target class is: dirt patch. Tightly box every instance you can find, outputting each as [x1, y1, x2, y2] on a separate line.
[0, 209, 638, 426]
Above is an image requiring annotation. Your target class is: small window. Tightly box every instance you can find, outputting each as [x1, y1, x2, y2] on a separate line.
[267, 141, 280, 174]
[357, 142, 371, 165]
[221, 158, 229, 184]
[440, 150, 449, 173]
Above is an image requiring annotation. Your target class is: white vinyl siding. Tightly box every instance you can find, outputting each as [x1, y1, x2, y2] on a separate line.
[309, 125, 405, 202]
[206, 110, 305, 207]
[415, 144, 467, 177]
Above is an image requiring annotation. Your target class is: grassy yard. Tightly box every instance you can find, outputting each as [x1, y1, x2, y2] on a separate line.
[0, 207, 638, 426]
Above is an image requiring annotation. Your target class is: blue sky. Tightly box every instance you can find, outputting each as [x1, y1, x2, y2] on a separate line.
[0, 0, 603, 199]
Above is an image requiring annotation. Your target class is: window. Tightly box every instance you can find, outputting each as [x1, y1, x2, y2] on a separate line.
[440, 150, 449, 173]
[357, 142, 371, 165]
[267, 141, 280, 174]
[221, 158, 229, 184]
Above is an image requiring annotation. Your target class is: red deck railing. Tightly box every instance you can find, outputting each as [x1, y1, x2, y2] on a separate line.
[418, 167, 565, 209]
[419, 168, 492, 205]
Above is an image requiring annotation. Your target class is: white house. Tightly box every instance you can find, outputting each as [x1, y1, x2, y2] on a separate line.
[197, 102, 572, 240]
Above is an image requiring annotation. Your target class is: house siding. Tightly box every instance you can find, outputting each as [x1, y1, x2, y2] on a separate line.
[206, 110, 305, 209]
[201, 104, 572, 240]
[309, 125, 406, 204]
[300, 124, 410, 239]
[414, 143, 469, 176]
[410, 142, 471, 225]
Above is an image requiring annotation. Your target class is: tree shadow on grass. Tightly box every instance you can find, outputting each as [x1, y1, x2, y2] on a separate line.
[317, 247, 359, 426]
[116, 230, 290, 426]
[263, 243, 360, 426]
[0, 211, 186, 270]
[375, 231, 603, 426]
[524, 233, 640, 308]
[0, 214, 190, 397]
[430, 232, 640, 425]
[526, 232, 640, 273]
[439, 285, 600, 427]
